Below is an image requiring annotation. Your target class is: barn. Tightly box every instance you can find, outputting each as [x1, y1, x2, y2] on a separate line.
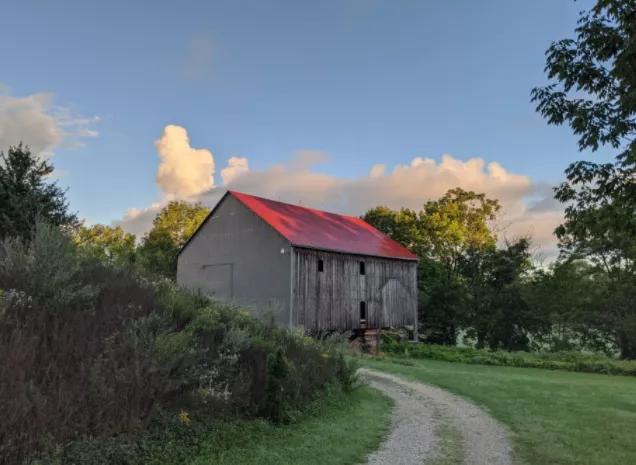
[177, 190, 418, 333]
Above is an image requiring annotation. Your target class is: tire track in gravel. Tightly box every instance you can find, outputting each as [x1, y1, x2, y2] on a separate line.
[360, 368, 514, 465]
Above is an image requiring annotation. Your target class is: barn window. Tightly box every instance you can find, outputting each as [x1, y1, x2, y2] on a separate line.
[317, 259, 324, 272]
[359, 261, 366, 275]
[359, 301, 367, 323]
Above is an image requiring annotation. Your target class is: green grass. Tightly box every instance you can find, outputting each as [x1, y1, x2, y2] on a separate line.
[361, 357, 636, 465]
[187, 386, 392, 465]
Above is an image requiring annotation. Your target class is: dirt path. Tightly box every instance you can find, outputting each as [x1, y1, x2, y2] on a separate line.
[360, 368, 514, 465]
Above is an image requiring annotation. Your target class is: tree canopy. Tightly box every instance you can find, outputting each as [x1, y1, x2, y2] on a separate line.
[138, 201, 210, 279]
[74, 224, 137, 268]
[0, 144, 77, 240]
[532, 0, 636, 358]
[364, 188, 533, 349]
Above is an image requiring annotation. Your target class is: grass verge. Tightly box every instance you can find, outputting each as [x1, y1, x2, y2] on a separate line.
[361, 357, 636, 465]
[187, 386, 392, 465]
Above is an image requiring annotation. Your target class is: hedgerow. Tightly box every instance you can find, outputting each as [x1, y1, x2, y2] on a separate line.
[381, 334, 636, 376]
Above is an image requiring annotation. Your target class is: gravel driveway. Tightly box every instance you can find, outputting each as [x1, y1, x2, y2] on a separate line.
[360, 369, 514, 465]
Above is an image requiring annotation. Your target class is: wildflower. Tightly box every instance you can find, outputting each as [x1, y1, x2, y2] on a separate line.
[178, 409, 191, 426]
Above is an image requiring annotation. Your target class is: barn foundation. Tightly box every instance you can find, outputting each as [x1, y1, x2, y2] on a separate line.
[350, 328, 381, 354]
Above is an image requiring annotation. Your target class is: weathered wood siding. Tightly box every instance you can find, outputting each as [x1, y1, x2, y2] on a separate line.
[292, 248, 417, 331]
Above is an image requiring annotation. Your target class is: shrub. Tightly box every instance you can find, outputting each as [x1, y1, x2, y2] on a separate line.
[380, 334, 636, 377]
[0, 223, 356, 464]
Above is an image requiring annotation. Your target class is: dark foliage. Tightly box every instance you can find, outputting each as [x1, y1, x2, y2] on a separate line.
[532, 0, 636, 358]
[464, 239, 540, 351]
[0, 223, 356, 465]
[0, 144, 77, 240]
[381, 337, 636, 377]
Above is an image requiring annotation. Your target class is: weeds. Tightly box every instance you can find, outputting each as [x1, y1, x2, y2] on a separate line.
[381, 334, 636, 376]
[0, 223, 357, 464]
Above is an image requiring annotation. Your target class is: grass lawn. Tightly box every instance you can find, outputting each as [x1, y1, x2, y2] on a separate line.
[187, 386, 392, 465]
[361, 357, 636, 465]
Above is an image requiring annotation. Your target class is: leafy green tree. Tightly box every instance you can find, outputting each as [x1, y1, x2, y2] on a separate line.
[362, 206, 422, 253]
[532, 0, 636, 165]
[420, 188, 500, 275]
[74, 224, 137, 267]
[524, 260, 614, 353]
[0, 144, 77, 240]
[532, 0, 636, 357]
[470, 238, 536, 351]
[364, 188, 501, 344]
[138, 201, 209, 279]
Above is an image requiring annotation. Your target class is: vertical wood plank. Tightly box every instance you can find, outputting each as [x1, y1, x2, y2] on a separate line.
[291, 248, 417, 332]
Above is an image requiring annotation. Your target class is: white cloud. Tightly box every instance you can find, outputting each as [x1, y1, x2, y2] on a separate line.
[369, 164, 386, 178]
[117, 126, 564, 258]
[221, 156, 249, 185]
[215, 153, 532, 214]
[155, 125, 215, 199]
[207, 152, 562, 258]
[114, 202, 164, 239]
[0, 87, 98, 156]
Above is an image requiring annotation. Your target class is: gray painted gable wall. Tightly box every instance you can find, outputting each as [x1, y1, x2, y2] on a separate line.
[177, 194, 292, 324]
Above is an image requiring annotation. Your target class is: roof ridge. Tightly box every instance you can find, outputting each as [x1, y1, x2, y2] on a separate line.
[229, 190, 364, 220]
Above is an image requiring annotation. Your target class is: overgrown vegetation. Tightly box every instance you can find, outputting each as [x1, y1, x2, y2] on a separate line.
[381, 336, 636, 377]
[0, 223, 357, 465]
[27, 386, 390, 465]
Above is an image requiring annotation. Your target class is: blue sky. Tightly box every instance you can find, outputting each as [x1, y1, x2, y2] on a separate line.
[0, 0, 600, 251]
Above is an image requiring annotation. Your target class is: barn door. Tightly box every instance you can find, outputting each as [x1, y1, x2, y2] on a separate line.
[380, 278, 407, 328]
[198, 263, 233, 299]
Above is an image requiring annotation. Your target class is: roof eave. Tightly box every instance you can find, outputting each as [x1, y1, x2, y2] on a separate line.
[291, 244, 419, 262]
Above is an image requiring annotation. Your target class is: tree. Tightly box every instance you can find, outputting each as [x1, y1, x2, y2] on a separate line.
[420, 188, 500, 275]
[532, 0, 636, 358]
[74, 224, 137, 267]
[362, 206, 422, 253]
[532, 0, 636, 165]
[364, 188, 501, 344]
[138, 201, 209, 279]
[469, 238, 536, 351]
[0, 144, 77, 240]
[524, 260, 614, 353]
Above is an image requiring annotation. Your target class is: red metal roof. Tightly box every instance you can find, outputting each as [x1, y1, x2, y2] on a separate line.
[229, 191, 418, 261]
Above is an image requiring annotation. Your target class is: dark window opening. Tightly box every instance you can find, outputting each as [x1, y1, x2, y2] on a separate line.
[317, 259, 324, 272]
[359, 261, 366, 275]
[359, 301, 367, 323]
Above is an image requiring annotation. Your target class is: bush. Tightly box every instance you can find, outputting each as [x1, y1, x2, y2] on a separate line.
[381, 334, 636, 377]
[0, 223, 357, 464]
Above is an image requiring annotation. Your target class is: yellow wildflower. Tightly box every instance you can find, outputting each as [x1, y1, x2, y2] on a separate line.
[178, 409, 191, 426]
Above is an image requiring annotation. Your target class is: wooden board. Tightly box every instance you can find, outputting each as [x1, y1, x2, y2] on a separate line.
[292, 248, 417, 331]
